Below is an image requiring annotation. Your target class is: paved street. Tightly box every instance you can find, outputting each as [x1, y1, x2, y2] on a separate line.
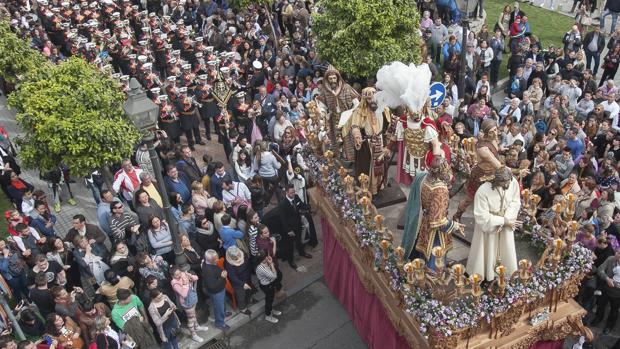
[228, 279, 366, 349]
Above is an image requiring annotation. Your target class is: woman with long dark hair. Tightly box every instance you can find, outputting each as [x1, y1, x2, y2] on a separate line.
[147, 216, 175, 265]
[45, 312, 85, 349]
[148, 288, 182, 349]
[255, 250, 283, 324]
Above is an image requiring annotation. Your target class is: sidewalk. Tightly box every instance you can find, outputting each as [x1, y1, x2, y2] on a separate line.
[0, 95, 99, 234]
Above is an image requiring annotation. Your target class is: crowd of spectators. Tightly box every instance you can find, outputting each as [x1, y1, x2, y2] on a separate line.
[0, 0, 619, 347]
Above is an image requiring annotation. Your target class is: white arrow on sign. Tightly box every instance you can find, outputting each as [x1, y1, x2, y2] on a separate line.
[430, 90, 443, 102]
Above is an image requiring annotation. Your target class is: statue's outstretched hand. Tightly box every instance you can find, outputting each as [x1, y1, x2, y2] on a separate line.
[455, 222, 466, 237]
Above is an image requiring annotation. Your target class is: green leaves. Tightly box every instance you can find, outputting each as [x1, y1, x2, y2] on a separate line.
[313, 0, 423, 79]
[0, 21, 48, 86]
[7, 57, 141, 177]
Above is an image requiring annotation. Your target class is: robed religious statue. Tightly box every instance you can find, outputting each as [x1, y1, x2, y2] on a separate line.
[466, 167, 521, 281]
[401, 157, 463, 268]
[341, 87, 387, 195]
[319, 66, 359, 148]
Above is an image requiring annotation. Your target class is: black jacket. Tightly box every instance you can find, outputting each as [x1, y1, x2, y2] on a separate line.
[277, 194, 307, 234]
[583, 30, 606, 54]
[202, 262, 226, 294]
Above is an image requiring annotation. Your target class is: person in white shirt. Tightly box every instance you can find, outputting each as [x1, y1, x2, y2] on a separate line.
[475, 73, 492, 95]
[221, 178, 252, 209]
[476, 40, 494, 74]
[499, 98, 522, 123]
[603, 93, 620, 132]
[501, 123, 525, 149]
[560, 79, 583, 108]
[112, 159, 143, 202]
[21, 189, 35, 217]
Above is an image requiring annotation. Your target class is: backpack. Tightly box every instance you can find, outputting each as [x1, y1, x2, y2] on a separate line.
[534, 119, 547, 134]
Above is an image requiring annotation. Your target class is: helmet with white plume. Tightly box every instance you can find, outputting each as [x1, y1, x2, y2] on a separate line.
[374, 62, 432, 114]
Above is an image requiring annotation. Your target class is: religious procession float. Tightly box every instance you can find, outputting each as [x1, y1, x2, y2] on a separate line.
[304, 62, 594, 349]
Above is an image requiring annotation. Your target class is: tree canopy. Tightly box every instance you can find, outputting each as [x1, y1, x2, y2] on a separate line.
[0, 20, 48, 86]
[7, 57, 141, 177]
[313, 0, 424, 80]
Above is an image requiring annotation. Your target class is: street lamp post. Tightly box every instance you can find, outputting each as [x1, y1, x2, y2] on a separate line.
[123, 78, 188, 270]
[458, 0, 471, 98]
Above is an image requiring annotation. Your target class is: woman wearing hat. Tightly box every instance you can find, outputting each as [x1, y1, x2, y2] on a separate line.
[224, 246, 254, 316]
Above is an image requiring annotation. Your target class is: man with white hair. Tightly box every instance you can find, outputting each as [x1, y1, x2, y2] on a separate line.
[499, 98, 522, 123]
[201, 250, 230, 331]
[604, 93, 620, 131]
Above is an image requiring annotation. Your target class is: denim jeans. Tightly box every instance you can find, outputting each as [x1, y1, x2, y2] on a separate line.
[208, 290, 226, 327]
[585, 50, 601, 75]
[601, 9, 620, 33]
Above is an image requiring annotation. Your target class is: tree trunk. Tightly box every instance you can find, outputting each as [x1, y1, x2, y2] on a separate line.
[101, 165, 114, 191]
[264, 3, 279, 51]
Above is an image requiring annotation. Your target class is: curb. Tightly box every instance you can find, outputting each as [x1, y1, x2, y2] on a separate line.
[188, 270, 325, 348]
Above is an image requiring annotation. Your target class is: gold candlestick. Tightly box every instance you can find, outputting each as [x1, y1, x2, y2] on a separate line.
[518, 259, 531, 284]
[320, 164, 329, 182]
[412, 258, 426, 288]
[374, 214, 384, 232]
[343, 175, 355, 199]
[553, 238, 563, 259]
[338, 166, 347, 179]
[394, 246, 405, 269]
[567, 193, 576, 210]
[496, 265, 506, 296]
[358, 173, 369, 192]
[359, 196, 370, 217]
[554, 203, 562, 216]
[522, 189, 531, 209]
[324, 150, 334, 168]
[531, 194, 541, 207]
[452, 264, 465, 294]
[470, 273, 482, 303]
[567, 221, 577, 251]
[403, 262, 415, 286]
[380, 239, 391, 261]
[432, 246, 445, 271]
[496, 265, 506, 287]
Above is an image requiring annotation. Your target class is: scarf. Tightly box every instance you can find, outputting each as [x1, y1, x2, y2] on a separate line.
[110, 249, 129, 264]
[10, 179, 26, 190]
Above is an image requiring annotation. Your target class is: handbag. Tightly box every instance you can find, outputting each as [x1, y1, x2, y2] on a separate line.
[236, 238, 250, 255]
[180, 283, 199, 309]
[228, 185, 252, 216]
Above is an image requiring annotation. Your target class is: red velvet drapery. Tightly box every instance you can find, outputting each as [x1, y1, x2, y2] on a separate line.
[321, 217, 565, 349]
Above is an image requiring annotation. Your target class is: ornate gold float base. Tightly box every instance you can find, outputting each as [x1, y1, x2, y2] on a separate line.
[311, 188, 591, 349]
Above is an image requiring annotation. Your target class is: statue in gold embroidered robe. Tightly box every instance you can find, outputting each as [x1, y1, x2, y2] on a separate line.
[320, 67, 359, 147]
[341, 87, 387, 195]
[401, 157, 462, 268]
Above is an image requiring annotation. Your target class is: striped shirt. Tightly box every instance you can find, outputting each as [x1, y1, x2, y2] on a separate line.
[256, 263, 277, 285]
[109, 211, 140, 241]
[247, 225, 259, 257]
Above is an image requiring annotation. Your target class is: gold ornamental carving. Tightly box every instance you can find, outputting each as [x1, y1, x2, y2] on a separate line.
[404, 128, 427, 158]
[491, 301, 525, 338]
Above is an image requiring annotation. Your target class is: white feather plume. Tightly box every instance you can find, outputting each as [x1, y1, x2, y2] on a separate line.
[375, 61, 432, 113]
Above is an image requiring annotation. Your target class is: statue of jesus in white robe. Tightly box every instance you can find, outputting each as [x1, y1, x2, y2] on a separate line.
[466, 173, 521, 281]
